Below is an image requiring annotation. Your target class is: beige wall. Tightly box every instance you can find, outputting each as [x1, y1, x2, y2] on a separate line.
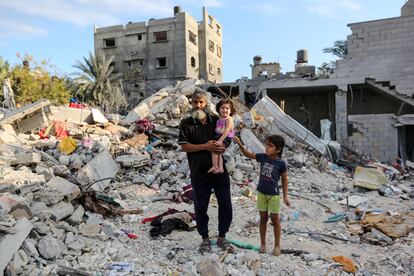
[199, 7, 223, 83]
[94, 7, 223, 100]
[252, 63, 280, 79]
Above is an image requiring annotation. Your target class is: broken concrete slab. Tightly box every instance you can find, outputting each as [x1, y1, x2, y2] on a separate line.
[0, 99, 50, 135]
[10, 203, 33, 219]
[48, 106, 93, 124]
[339, 195, 368, 208]
[46, 177, 81, 201]
[76, 151, 118, 191]
[0, 217, 33, 272]
[123, 103, 149, 124]
[353, 166, 388, 190]
[240, 128, 265, 153]
[153, 125, 179, 138]
[12, 152, 41, 165]
[91, 108, 108, 124]
[115, 153, 150, 168]
[253, 96, 329, 156]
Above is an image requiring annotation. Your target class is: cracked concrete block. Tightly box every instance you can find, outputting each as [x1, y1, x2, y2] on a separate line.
[123, 103, 149, 124]
[115, 153, 150, 168]
[46, 177, 81, 201]
[67, 205, 85, 225]
[13, 152, 41, 165]
[91, 108, 108, 124]
[51, 202, 74, 221]
[76, 151, 118, 191]
[35, 165, 55, 181]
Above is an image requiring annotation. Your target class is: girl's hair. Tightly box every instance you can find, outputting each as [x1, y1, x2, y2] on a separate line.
[267, 135, 285, 157]
[216, 99, 236, 116]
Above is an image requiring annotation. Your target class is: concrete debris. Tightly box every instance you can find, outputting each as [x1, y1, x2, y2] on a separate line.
[37, 236, 64, 260]
[91, 108, 108, 124]
[0, 218, 33, 272]
[115, 153, 150, 168]
[51, 201, 74, 221]
[76, 150, 118, 191]
[46, 176, 81, 201]
[0, 82, 412, 275]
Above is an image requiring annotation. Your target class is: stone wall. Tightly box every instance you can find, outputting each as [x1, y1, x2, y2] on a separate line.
[348, 114, 398, 162]
[335, 12, 414, 97]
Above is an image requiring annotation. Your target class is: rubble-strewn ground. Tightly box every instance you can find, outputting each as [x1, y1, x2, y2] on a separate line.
[1, 80, 413, 275]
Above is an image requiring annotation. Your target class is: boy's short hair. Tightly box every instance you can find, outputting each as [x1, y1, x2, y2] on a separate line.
[216, 99, 236, 116]
[266, 135, 285, 157]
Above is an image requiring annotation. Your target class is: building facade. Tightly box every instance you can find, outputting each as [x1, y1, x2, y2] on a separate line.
[94, 6, 223, 103]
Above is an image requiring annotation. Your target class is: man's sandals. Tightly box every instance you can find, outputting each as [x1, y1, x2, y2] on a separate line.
[198, 239, 212, 254]
[216, 239, 235, 253]
[199, 239, 235, 254]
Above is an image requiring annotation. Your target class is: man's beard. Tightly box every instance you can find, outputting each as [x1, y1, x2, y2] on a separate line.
[191, 109, 207, 120]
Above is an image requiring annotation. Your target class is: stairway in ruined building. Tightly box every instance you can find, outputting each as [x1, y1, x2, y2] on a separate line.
[365, 78, 414, 109]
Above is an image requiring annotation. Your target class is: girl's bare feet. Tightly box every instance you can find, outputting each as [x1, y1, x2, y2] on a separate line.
[272, 246, 281, 256]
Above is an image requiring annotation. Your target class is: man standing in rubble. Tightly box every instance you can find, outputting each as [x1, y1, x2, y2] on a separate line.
[178, 90, 234, 254]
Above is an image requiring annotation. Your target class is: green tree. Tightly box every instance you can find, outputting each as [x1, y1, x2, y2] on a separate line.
[72, 51, 126, 113]
[317, 61, 335, 78]
[9, 55, 70, 105]
[323, 40, 348, 59]
[318, 40, 348, 77]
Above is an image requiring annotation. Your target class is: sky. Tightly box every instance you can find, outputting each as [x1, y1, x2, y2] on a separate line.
[0, 0, 406, 82]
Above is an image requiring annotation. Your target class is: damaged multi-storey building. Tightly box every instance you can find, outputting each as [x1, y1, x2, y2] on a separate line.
[94, 6, 223, 104]
[206, 0, 414, 165]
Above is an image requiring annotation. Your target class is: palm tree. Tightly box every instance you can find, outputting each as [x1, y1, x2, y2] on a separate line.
[317, 61, 335, 78]
[323, 40, 348, 59]
[73, 51, 127, 113]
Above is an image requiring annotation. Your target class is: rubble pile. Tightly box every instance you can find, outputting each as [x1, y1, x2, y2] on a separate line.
[0, 80, 413, 275]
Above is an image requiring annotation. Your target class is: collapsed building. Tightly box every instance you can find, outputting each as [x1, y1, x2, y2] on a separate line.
[1, 80, 413, 275]
[206, 0, 414, 165]
[94, 6, 223, 104]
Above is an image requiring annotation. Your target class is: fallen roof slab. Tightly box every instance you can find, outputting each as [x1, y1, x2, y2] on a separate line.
[0, 99, 50, 125]
[253, 96, 329, 156]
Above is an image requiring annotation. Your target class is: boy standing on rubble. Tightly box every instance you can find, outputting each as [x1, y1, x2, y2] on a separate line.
[178, 90, 235, 254]
[234, 135, 290, 256]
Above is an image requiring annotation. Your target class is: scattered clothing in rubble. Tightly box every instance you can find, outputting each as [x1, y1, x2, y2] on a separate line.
[39, 121, 68, 140]
[79, 191, 142, 217]
[173, 184, 193, 203]
[136, 118, 155, 134]
[148, 209, 195, 237]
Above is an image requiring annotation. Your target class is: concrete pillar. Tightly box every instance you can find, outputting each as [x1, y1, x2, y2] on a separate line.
[335, 89, 348, 143]
[238, 82, 247, 103]
[402, 0, 414, 16]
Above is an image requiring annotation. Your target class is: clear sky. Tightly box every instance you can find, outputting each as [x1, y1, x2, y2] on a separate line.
[0, 0, 406, 82]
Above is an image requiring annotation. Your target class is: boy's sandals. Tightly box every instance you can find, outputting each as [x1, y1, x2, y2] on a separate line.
[272, 246, 281, 256]
[259, 246, 266, 254]
[217, 239, 235, 253]
[199, 239, 212, 254]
